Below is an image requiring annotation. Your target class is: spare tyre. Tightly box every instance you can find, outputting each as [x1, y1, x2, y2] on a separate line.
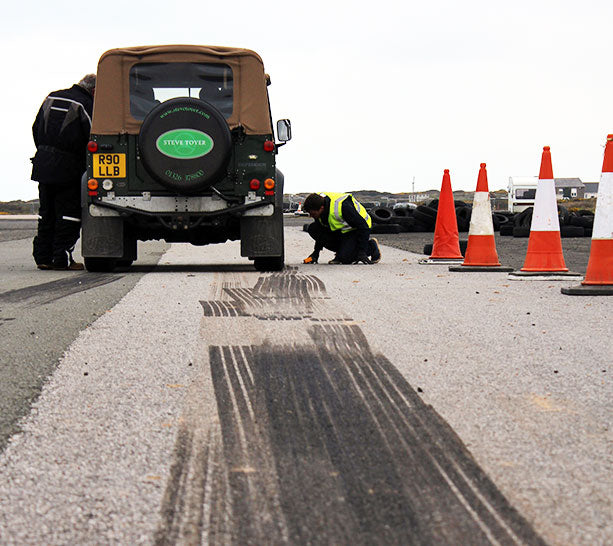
[139, 97, 232, 193]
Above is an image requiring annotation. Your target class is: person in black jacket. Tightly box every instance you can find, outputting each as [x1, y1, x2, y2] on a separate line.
[302, 192, 381, 265]
[31, 74, 95, 270]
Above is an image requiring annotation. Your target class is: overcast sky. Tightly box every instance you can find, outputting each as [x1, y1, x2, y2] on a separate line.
[2, 0, 612, 201]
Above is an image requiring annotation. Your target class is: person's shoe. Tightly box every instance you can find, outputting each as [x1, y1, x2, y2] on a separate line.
[328, 257, 342, 264]
[53, 260, 84, 271]
[37, 263, 53, 270]
[370, 238, 382, 263]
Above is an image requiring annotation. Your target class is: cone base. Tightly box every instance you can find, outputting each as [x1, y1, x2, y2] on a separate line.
[449, 265, 514, 272]
[509, 270, 582, 281]
[561, 284, 613, 296]
[419, 258, 464, 265]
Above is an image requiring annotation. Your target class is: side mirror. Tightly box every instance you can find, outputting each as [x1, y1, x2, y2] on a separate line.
[276, 119, 292, 142]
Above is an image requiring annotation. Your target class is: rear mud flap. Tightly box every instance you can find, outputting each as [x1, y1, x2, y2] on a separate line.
[240, 213, 284, 258]
[81, 211, 124, 258]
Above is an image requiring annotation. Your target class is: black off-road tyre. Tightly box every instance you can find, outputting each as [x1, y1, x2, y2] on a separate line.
[560, 225, 585, 238]
[423, 240, 467, 255]
[84, 257, 117, 272]
[512, 226, 531, 238]
[414, 205, 437, 226]
[370, 206, 395, 224]
[371, 223, 401, 234]
[456, 206, 472, 232]
[254, 256, 285, 272]
[139, 97, 231, 193]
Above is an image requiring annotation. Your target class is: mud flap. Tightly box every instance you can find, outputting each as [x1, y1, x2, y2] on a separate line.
[80, 172, 124, 258]
[240, 212, 284, 257]
[240, 173, 284, 258]
[81, 210, 124, 258]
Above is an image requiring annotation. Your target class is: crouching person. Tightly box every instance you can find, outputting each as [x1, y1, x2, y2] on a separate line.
[302, 192, 381, 265]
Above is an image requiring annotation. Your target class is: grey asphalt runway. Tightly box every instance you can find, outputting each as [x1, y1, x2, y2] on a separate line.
[0, 218, 169, 452]
[0, 218, 610, 545]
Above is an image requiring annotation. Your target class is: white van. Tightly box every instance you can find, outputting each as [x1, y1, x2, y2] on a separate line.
[507, 176, 538, 212]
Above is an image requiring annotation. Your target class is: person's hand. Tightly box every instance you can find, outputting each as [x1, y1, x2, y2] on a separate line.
[353, 254, 372, 264]
[303, 252, 319, 264]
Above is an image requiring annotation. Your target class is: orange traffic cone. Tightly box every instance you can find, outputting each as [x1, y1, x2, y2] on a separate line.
[419, 169, 463, 264]
[450, 163, 513, 272]
[509, 146, 581, 279]
[562, 134, 613, 295]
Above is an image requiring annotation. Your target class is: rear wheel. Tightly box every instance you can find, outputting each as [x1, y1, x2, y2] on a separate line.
[254, 255, 284, 272]
[84, 257, 117, 272]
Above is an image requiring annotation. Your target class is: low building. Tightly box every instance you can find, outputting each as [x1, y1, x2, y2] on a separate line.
[555, 178, 585, 199]
[583, 182, 599, 198]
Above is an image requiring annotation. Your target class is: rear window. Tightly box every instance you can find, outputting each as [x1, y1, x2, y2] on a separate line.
[129, 62, 233, 120]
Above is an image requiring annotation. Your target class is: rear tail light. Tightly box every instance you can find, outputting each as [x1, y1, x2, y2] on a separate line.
[263, 140, 275, 152]
[249, 178, 261, 190]
[87, 178, 99, 190]
[264, 178, 275, 190]
[87, 141, 98, 153]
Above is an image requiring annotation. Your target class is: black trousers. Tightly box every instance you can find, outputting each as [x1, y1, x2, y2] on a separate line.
[307, 221, 375, 264]
[33, 182, 81, 266]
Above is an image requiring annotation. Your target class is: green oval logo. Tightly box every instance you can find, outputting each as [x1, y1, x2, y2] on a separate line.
[156, 129, 214, 159]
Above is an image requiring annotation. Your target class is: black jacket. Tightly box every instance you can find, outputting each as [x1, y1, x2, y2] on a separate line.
[31, 84, 93, 184]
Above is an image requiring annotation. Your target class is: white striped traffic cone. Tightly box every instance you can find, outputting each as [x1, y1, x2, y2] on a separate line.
[509, 146, 581, 280]
[562, 134, 613, 295]
[450, 163, 512, 272]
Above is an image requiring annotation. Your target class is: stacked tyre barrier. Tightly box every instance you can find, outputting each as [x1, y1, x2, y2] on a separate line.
[369, 200, 475, 234]
[498, 206, 594, 238]
[366, 200, 593, 238]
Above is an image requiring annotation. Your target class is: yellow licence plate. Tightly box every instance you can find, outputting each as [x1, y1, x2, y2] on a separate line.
[92, 153, 126, 178]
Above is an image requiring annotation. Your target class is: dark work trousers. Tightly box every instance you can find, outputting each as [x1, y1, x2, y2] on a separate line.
[33, 182, 82, 267]
[307, 221, 376, 264]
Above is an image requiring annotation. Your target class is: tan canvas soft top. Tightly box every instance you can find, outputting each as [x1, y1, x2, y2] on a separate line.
[91, 45, 272, 135]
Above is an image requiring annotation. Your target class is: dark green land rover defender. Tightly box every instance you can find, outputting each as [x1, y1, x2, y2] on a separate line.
[82, 45, 290, 272]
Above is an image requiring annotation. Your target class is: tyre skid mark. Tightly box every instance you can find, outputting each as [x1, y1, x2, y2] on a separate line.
[156, 268, 545, 545]
[0, 274, 122, 307]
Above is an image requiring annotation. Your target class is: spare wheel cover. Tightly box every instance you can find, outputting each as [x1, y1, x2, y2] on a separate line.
[139, 97, 231, 192]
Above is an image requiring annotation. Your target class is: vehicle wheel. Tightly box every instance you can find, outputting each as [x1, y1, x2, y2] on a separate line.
[254, 256, 284, 271]
[139, 97, 231, 193]
[569, 214, 593, 228]
[456, 206, 472, 232]
[423, 240, 467, 255]
[370, 206, 395, 224]
[558, 205, 570, 226]
[512, 226, 531, 238]
[412, 220, 431, 232]
[396, 216, 415, 232]
[371, 223, 401, 234]
[499, 225, 514, 236]
[414, 205, 437, 226]
[560, 225, 584, 238]
[515, 207, 533, 227]
[84, 257, 117, 272]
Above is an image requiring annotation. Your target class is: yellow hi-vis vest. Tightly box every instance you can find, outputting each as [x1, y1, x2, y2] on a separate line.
[319, 192, 372, 233]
